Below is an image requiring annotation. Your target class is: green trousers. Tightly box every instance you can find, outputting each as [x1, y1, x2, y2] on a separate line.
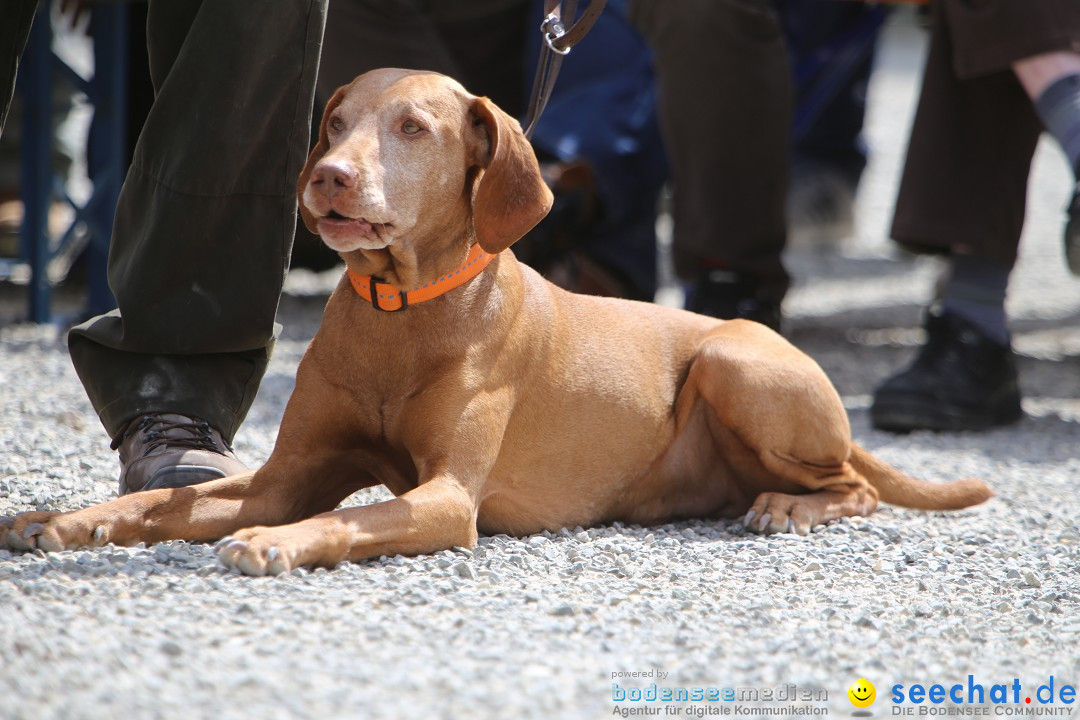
[2, 1, 327, 442]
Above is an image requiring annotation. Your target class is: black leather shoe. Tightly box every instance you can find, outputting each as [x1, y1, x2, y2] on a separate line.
[1066, 184, 1080, 275]
[871, 309, 1023, 433]
[686, 270, 783, 333]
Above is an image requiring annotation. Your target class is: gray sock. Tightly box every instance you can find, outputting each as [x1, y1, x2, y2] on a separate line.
[1033, 73, 1080, 177]
[940, 254, 1011, 346]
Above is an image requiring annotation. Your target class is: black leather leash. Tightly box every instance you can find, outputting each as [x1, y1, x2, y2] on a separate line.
[521, 0, 607, 139]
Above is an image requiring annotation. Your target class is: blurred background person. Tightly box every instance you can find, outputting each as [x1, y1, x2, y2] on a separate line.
[871, 0, 1080, 433]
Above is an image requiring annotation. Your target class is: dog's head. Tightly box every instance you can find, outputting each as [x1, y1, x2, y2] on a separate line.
[298, 68, 553, 257]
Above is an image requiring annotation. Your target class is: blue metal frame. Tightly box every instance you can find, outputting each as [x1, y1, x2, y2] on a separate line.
[18, 5, 52, 323]
[15, 3, 127, 323]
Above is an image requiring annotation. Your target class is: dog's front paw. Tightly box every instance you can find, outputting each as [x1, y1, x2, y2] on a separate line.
[743, 492, 814, 536]
[215, 528, 298, 576]
[215, 522, 350, 576]
[0, 511, 110, 552]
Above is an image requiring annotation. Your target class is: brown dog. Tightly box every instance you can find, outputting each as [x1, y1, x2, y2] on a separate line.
[0, 69, 991, 575]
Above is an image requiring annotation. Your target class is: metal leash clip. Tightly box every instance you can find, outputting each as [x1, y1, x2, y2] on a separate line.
[541, 13, 572, 55]
[522, 0, 606, 139]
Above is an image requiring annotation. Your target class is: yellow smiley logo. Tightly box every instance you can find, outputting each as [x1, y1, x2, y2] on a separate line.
[848, 679, 876, 708]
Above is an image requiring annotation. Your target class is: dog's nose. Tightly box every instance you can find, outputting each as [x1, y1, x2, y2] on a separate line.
[310, 161, 358, 196]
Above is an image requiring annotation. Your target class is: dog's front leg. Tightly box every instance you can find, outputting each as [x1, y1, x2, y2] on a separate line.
[0, 471, 266, 551]
[217, 475, 479, 575]
[0, 452, 371, 552]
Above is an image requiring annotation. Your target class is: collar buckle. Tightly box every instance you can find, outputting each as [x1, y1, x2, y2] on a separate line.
[369, 277, 409, 312]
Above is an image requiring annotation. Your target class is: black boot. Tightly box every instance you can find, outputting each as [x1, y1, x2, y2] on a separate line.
[685, 270, 783, 333]
[871, 308, 1022, 433]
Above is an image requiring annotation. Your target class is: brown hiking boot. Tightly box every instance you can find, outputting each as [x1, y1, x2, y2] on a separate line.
[113, 413, 248, 496]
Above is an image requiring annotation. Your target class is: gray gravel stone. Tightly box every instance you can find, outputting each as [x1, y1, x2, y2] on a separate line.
[450, 562, 476, 580]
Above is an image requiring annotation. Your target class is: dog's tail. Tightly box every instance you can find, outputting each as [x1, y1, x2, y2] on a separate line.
[850, 444, 994, 510]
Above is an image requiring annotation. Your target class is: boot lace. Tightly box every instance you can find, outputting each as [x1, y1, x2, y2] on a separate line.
[112, 415, 229, 454]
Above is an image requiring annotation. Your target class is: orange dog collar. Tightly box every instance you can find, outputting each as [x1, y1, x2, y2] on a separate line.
[347, 244, 494, 312]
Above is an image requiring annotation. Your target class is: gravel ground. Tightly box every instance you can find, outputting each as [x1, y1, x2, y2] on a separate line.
[2, 13, 1079, 720]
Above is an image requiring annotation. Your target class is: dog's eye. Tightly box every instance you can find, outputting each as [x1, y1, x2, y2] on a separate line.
[402, 120, 422, 135]
[329, 116, 345, 133]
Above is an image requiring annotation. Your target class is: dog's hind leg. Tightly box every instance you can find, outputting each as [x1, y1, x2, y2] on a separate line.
[685, 319, 878, 534]
[739, 472, 879, 535]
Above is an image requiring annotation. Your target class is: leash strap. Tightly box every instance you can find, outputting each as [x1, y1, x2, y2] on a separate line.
[348, 244, 494, 312]
[521, 0, 607, 139]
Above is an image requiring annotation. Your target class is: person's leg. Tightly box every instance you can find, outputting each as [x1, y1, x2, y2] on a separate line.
[67, 0, 327, 491]
[871, 1, 1046, 433]
[429, 0, 530, 119]
[941, 0, 1080, 275]
[1019, 52, 1080, 173]
[316, 0, 460, 105]
[1016, 51, 1080, 272]
[1014, 51, 1080, 98]
[630, 0, 791, 331]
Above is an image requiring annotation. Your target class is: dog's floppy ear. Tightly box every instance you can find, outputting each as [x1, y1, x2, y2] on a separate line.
[467, 96, 554, 254]
[297, 86, 347, 234]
